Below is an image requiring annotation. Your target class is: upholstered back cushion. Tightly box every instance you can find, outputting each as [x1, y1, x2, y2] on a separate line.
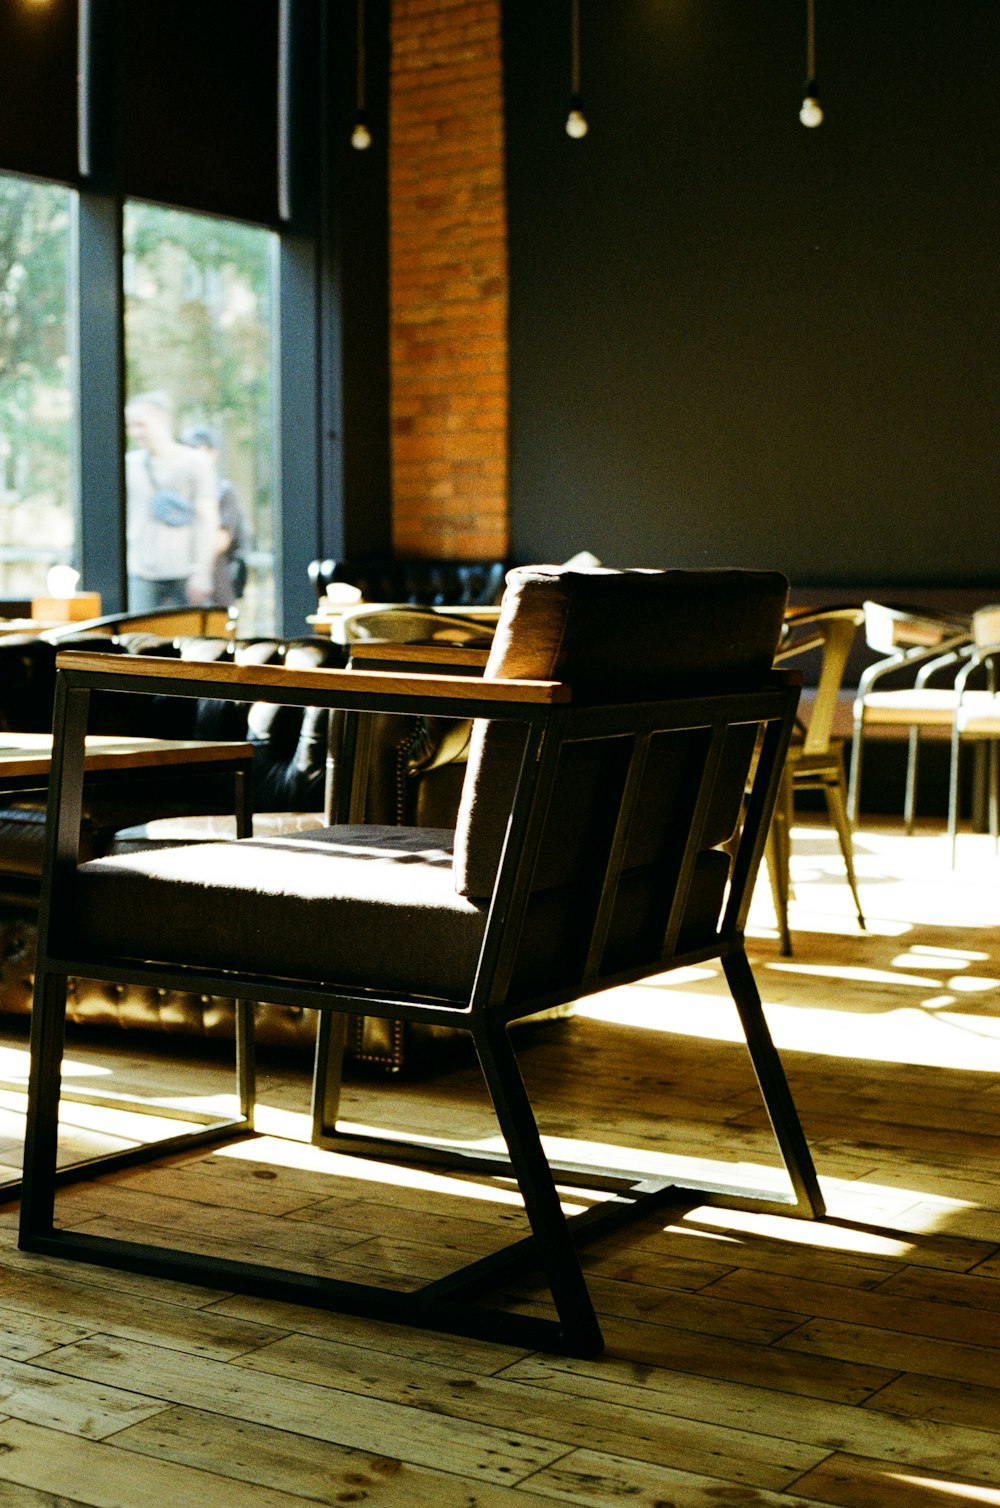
[453, 565, 788, 898]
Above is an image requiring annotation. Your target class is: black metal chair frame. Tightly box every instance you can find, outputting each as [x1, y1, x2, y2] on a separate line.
[0, 738, 255, 1200]
[768, 606, 866, 956]
[948, 636, 1000, 864]
[19, 650, 824, 1358]
[847, 602, 973, 828]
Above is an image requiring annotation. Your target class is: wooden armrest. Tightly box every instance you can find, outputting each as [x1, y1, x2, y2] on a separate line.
[54, 649, 570, 708]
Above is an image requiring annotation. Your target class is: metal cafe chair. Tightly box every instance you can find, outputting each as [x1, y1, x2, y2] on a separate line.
[19, 566, 823, 1359]
[948, 604, 1000, 864]
[847, 601, 973, 829]
[766, 606, 866, 956]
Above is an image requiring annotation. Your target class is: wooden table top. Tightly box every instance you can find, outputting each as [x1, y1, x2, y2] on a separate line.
[0, 733, 253, 784]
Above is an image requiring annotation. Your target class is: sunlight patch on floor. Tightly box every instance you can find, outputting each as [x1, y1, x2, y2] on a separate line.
[214, 1129, 533, 1208]
[0, 1047, 111, 1085]
[577, 982, 1000, 1070]
[887, 1472, 1000, 1503]
[678, 1201, 972, 1256]
[571, 820, 1000, 1071]
[752, 823, 1000, 934]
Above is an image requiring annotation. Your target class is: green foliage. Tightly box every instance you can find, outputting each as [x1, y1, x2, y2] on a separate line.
[0, 180, 275, 610]
[0, 176, 70, 387]
[0, 176, 71, 510]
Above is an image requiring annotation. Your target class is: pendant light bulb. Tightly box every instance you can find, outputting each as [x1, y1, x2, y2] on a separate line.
[566, 95, 589, 139]
[799, 0, 823, 127]
[351, 115, 372, 150]
[799, 88, 824, 128]
[566, 0, 588, 139]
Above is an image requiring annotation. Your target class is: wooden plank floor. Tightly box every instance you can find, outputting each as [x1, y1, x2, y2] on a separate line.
[1, 820, 1000, 1505]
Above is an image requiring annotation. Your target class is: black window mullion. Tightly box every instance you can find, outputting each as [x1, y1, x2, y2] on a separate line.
[72, 191, 125, 613]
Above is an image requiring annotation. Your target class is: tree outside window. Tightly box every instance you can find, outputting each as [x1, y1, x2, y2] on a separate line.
[0, 173, 72, 601]
[0, 182, 276, 629]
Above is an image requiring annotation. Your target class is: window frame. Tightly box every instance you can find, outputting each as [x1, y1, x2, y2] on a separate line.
[1, 0, 390, 635]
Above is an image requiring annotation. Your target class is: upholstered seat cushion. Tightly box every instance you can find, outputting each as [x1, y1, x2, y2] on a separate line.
[68, 827, 487, 1003]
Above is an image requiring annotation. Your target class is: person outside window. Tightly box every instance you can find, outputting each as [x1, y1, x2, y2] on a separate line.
[180, 425, 249, 608]
[124, 391, 219, 609]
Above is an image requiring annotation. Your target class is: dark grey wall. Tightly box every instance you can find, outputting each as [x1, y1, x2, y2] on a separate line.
[503, 1, 999, 586]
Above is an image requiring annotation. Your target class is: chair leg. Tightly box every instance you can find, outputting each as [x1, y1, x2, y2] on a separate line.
[471, 1020, 604, 1356]
[17, 965, 68, 1234]
[765, 770, 793, 956]
[311, 1010, 349, 1145]
[15, 970, 257, 1220]
[903, 728, 921, 834]
[235, 999, 257, 1127]
[722, 949, 825, 1219]
[847, 714, 864, 825]
[948, 725, 962, 867]
[822, 767, 865, 931]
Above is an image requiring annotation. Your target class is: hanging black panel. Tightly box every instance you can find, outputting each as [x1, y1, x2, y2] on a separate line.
[118, 0, 280, 224]
[0, 0, 79, 181]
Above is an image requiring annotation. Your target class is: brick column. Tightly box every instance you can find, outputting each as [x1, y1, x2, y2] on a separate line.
[389, 0, 508, 559]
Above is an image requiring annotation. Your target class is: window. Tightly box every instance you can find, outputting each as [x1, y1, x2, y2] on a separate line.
[123, 202, 276, 632]
[0, 172, 72, 602]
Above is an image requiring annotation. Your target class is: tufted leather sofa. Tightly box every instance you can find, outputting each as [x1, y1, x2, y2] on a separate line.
[0, 631, 345, 1049]
[309, 556, 507, 609]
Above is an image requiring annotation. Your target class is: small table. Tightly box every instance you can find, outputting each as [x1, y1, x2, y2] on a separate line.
[0, 732, 253, 797]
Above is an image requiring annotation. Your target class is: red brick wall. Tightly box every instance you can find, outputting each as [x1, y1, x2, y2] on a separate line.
[389, 0, 508, 559]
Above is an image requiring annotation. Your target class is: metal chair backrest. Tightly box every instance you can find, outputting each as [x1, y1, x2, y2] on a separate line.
[776, 606, 864, 758]
[972, 604, 1000, 651]
[42, 605, 235, 643]
[863, 601, 971, 657]
[339, 605, 494, 646]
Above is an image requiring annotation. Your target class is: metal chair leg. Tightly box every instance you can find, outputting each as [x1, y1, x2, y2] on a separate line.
[903, 727, 921, 834]
[15, 966, 258, 1219]
[847, 712, 864, 825]
[822, 764, 865, 930]
[765, 770, 793, 956]
[722, 949, 825, 1219]
[311, 1010, 349, 1145]
[235, 999, 257, 1126]
[470, 1020, 604, 1357]
[16, 965, 68, 1233]
[948, 723, 962, 866]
